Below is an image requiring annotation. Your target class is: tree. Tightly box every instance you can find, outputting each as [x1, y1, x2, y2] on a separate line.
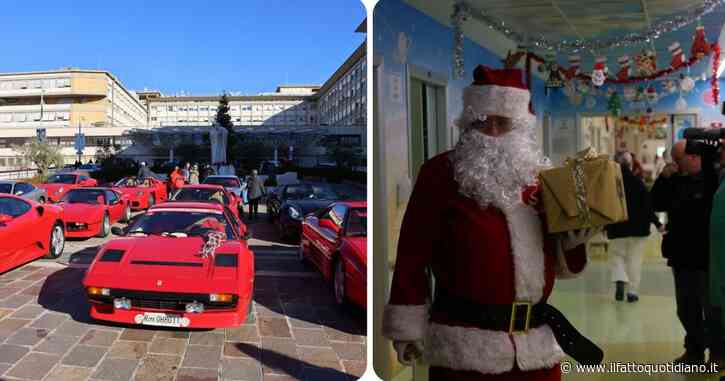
[12, 141, 64, 179]
[214, 92, 236, 163]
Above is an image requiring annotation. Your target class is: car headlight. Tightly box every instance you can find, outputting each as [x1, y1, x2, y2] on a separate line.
[86, 286, 110, 296]
[288, 206, 300, 219]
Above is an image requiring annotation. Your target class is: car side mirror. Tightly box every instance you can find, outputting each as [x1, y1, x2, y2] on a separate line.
[35, 206, 44, 216]
[111, 226, 125, 236]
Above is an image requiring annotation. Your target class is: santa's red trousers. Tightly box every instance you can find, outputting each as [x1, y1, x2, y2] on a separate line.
[429, 364, 561, 381]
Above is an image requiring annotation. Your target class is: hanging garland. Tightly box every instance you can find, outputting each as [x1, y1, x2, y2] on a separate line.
[712, 44, 721, 104]
[528, 44, 719, 85]
[451, 0, 725, 54]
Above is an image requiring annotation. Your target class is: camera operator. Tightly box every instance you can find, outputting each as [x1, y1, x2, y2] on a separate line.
[651, 138, 723, 365]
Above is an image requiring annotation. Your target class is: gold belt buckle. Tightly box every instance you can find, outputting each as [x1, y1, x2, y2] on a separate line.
[509, 301, 532, 334]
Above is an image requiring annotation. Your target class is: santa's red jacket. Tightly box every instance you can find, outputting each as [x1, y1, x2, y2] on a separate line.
[382, 151, 587, 376]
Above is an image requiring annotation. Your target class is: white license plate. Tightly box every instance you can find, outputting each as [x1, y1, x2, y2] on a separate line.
[134, 313, 190, 328]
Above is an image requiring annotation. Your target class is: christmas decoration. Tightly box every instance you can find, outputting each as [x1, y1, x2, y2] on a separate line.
[646, 85, 659, 104]
[712, 44, 721, 104]
[635, 50, 657, 77]
[565, 55, 581, 79]
[450, 1, 470, 79]
[449, 0, 725, 54]
[538, 53, 564, 89]
[691, 25, 712, 59]
[616, 55, 631, 80]
[502, 48, 526, 69]
[669, 42, 686, 69]
[623, 86, 636, 101]
[607, 92, 622, 116]
[664, 80, 677, 93]
[592, 57, 608, 86]
[680, 74, 695, 92]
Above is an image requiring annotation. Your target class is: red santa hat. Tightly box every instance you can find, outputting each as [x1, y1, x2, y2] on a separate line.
[460, 65, 534, 127]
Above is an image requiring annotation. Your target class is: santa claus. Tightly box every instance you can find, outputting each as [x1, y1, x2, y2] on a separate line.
[382, 65, 603, 381]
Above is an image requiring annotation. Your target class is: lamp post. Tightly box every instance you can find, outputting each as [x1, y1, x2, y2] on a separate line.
[76, 117, 85, 165]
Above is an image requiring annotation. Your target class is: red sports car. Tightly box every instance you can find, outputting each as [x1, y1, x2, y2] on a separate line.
[0, 194, 65, 274]
[300, 201, 367, 308]
[171, 184, 242, 220]
[39, 172, 98, 202]
[58, 188, 131, 238]
[83, 201, 254, 328]
[113, 177, 167, 210]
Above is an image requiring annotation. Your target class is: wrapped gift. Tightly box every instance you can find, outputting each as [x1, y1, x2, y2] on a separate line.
[539, 148, 628, 233]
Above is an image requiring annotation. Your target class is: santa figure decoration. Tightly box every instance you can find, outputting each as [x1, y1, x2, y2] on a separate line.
[646, 85, 659, 104]
[691, 25, 712, 59]
[591, 56, 608, 86]
[383, 64, 603, 381]
[616, 55, 631, 81]
[669, 42, 686, 69]
[564, 55, 581, 80]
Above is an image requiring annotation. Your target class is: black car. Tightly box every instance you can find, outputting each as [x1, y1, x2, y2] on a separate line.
[267, 183, 342, 241]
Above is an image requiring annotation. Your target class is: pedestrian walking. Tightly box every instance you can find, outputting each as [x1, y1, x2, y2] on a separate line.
[247, 169, 265, 220]
[182, 162, 191, 184]
[190, 164, 200, 185]
[606, 151, 663, 303]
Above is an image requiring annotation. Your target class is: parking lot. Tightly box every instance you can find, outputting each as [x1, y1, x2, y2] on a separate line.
[0, 205, 366, 381]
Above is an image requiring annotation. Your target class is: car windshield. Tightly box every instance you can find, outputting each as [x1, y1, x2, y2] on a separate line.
[346, 208, 367, 237]
[126, 211, 235, 239]
[205, 177, 240, 188]
[61, 189, 105, 204]
[172, 188, 228, 205]
[0, 184, 12, 194]
[285, 185, 339, 200]
[115, 177, 147, 187]
[47, 174, 76, 184]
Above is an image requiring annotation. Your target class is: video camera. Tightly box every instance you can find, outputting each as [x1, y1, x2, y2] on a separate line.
[683, 128, 723, 156]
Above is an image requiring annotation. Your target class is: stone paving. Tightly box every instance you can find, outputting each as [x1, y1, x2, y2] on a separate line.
[0, 207, 366, 381]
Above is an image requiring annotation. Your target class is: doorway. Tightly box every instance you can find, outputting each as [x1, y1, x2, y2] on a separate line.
[407, 65, 447, 182]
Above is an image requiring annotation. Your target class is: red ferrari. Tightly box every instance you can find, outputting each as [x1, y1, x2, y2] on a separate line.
[38, 172, 98, 203]
[58, 188, 131, 238]
[113, 177, 167, 210]
[83, 201, 254, 329]
[171, 184, 242, 220]
[300, 201, 367, 308]
[0, 194, 65, 274]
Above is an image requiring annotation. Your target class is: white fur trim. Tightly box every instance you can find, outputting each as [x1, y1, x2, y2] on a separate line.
[503, 204, 546, 302]
[382, 304, 429, 341]
[462, 85, 532, 124]
[512, 324, 566, 371]
[424, 323, 563, 374]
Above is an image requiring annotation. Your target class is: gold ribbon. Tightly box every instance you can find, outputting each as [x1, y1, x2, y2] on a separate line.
[564, 148, 602, 226]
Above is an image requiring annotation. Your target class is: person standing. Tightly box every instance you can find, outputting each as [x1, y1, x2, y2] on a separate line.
[382, 65, 602, 381]
[606, 151, 663, 303]
[189, 164, 200, 185]
[181, 162, 191, 184]
[651, 140, 723, 365]
[137, 161, 156, 181]
[247, 169, 265, 220]
[168, 166, 184, 195]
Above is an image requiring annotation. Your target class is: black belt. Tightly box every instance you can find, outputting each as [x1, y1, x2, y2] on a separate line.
[433, 290, 603, 365]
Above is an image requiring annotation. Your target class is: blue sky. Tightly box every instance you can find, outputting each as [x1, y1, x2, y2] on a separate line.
[0, 1, 366, 95]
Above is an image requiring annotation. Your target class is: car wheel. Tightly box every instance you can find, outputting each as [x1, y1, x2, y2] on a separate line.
[97, 213, 110, 238]
[122, 205, 131, 223]
[45, 223, 65, 259]
[333, 257, 347, 307]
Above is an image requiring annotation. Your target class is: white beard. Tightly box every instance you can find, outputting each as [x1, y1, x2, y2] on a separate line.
[453, 127, 550, 211]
